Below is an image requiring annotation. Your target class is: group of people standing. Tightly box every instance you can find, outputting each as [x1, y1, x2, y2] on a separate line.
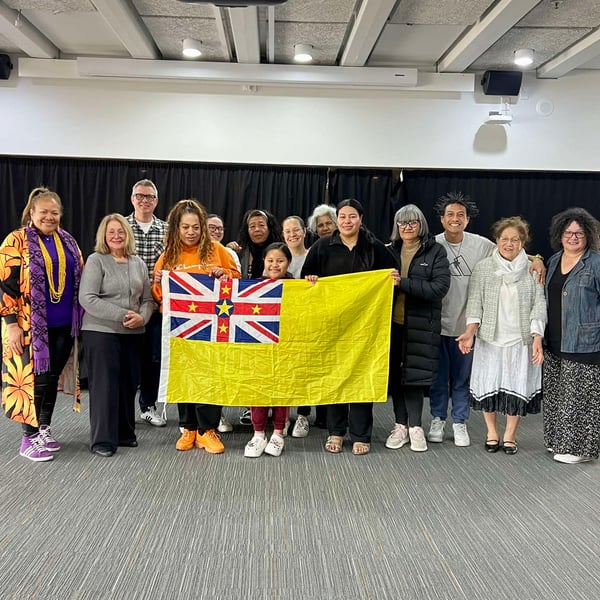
[1, 182, 599, 466]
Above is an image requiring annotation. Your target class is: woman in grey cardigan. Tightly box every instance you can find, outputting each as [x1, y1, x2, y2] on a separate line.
[457, 217, 546, 455]
[79, 214, 153, 457]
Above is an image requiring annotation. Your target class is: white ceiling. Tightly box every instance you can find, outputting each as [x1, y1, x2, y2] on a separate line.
[1, 0, 600, 79]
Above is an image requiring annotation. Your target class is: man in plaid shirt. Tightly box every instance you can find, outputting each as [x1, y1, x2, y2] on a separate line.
[126, 179, 168, 426]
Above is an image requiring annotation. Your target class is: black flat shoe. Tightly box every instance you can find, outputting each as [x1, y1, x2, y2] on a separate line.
[502, 441, 518, 455]
[118, 440, 138, 447]
[485, 439, 500, 453]
[93, 448, 114, 457]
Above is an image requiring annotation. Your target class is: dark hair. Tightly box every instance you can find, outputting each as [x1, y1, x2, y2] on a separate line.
[237, 209, 282, 248]
[21, 187, 63, 226]
[283, 215, 305, 229]
[491, 216, 531, 249]
[207, 213, 223, 222]
[549, 207, 600, 252]
[434, 191, 479, 218]
[263, 242, 292, 262]
[337, 198, 364, 216]
[163, 199, 212, 269]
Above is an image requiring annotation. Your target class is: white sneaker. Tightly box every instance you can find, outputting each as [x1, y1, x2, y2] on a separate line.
[453, 423, 471, 447]
[409, 426, 428, 452]
[292, 415, 309, 438]
[140, 407, 167, 427]
[244, 435, 268, 458]
[218, 416, 233, 433]
[385, 423, 410, 449]
[265, 434, 285, 457]
[428, 417, 445, 442]
[553, 453, 593, 464]
[282, 420, 291, 437]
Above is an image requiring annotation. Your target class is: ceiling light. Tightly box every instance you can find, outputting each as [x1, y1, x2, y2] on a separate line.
[182, 39, 202, 59]
[514, 48, 534, 67]
[294, 44, 313, 63]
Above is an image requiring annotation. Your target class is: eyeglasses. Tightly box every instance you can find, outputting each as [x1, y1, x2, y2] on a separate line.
[498, 237, 521, 244]
[208, 225, 224, 232]
[562, 230, 585, 240]
[133, 193, 157, 202]
[397, 220, 419, 229]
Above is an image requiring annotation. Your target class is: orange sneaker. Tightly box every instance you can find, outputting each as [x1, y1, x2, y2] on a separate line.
[176, 428, 196, 451]
[195, 429, 225, 454]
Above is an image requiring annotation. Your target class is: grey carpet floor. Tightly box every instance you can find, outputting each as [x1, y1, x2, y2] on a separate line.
[0, 394, 599, 600]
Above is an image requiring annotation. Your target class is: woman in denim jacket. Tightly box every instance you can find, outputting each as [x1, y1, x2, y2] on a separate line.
[544, 207, 600, 465]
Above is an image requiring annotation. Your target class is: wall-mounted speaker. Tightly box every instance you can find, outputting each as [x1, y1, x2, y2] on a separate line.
[481, 70, 523, 96]
[0, 54, 13, 80]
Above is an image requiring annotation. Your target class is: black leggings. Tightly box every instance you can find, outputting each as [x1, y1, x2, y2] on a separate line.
[23, 326, 74, 436]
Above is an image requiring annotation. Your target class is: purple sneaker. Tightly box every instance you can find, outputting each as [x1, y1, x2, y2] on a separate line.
[19, 434, 54, 462]
[39, 425, 61, 452]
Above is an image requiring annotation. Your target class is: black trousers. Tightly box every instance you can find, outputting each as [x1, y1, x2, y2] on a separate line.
[83, 331, 142, 452]
[138, 312, 162, 412]
[23, 326, 73, 436]
[178, 403, 221, 434]
[327, 402, 373, 443]
[389, 322, 424, 427]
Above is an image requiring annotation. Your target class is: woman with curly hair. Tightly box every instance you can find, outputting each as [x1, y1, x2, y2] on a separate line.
[543, 207, 600, 464]
[153, 200, 240, 454]
[0, 187, 83, 462]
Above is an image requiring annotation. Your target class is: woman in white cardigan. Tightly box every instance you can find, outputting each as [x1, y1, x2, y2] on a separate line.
[457, 217, 546, 455]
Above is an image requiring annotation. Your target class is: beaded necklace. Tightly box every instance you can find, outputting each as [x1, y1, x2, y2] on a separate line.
[39, 231, 66, 303]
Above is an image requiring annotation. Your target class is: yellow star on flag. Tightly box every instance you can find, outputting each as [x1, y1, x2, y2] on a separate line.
[188, 302, 197, 312]
[252, 305, 261, 314]
[221, 285, 231, 295]
[219, 323, 228, 333]
[216, 300, 233, 316]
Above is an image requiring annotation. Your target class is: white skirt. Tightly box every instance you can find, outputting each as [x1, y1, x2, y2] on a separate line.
[469, 338, 542, 416]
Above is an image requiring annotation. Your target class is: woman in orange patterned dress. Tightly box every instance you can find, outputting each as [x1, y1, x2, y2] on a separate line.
[0, 187, 83, 462]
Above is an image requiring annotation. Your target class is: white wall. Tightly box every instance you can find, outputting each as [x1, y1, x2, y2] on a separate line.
[1, 68, 599, 171]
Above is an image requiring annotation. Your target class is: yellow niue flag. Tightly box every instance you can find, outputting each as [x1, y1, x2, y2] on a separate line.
[158, 269, 393, 406]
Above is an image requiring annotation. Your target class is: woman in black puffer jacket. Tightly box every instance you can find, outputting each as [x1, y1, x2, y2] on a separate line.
[385, 204, 450, 453]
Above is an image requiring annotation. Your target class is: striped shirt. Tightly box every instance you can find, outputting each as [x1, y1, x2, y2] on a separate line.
[126, 213, 167, 280]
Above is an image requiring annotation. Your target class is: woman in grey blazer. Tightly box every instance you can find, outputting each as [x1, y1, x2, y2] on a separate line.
[457, 217, 546, 455]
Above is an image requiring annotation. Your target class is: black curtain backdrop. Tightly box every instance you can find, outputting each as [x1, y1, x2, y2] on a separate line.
[2, 156, 599, 261]
[402, 169, 600, 260]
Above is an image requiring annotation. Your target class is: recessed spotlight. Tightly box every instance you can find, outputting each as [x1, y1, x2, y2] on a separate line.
[182, 38, 202, 59]
[294, 44, 313, 63]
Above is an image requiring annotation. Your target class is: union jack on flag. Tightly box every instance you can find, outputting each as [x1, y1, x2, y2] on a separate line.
[167, 272, 283, 343]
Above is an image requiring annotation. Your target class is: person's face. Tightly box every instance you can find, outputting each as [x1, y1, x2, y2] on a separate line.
[131, 185, 158, 218]
[106, 219, 127, 255]
[264, 249, 290, 279]
[397, 217, 421, 243]
[283, 219, 306, 249]
[440, 203, 469, 236]
[30, 197, 61, 235]
[316, 214, 337, 237]
[497, 226, 523, 261]
[207, 217, 225, 242]
[179, 213, 201, 247]
[337, 206, 362, 238]
[248, 216, 269, 245]
[561, 220, 587, 253]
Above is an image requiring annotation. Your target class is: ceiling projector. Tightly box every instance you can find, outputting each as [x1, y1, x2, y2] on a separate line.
[485, 111, 512, 125]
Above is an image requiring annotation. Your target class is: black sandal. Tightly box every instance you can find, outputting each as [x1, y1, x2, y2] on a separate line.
[502, 440, 518, 455]
[485, 439, 500, 453]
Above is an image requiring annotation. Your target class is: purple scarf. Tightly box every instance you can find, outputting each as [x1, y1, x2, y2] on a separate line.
[26, 226, 83, 375]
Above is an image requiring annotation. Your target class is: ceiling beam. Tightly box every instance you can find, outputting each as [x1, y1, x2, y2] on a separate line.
[437, 0, 542, 72]
[212, 5, 232, 62]
[228, 6, 260, 64]
[340, 0, 397, 67]
[90, 0, 159, 59]
[267, 6, 275, 64]
[538, 28, 600, 78]
[0, 0, 58, 58]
